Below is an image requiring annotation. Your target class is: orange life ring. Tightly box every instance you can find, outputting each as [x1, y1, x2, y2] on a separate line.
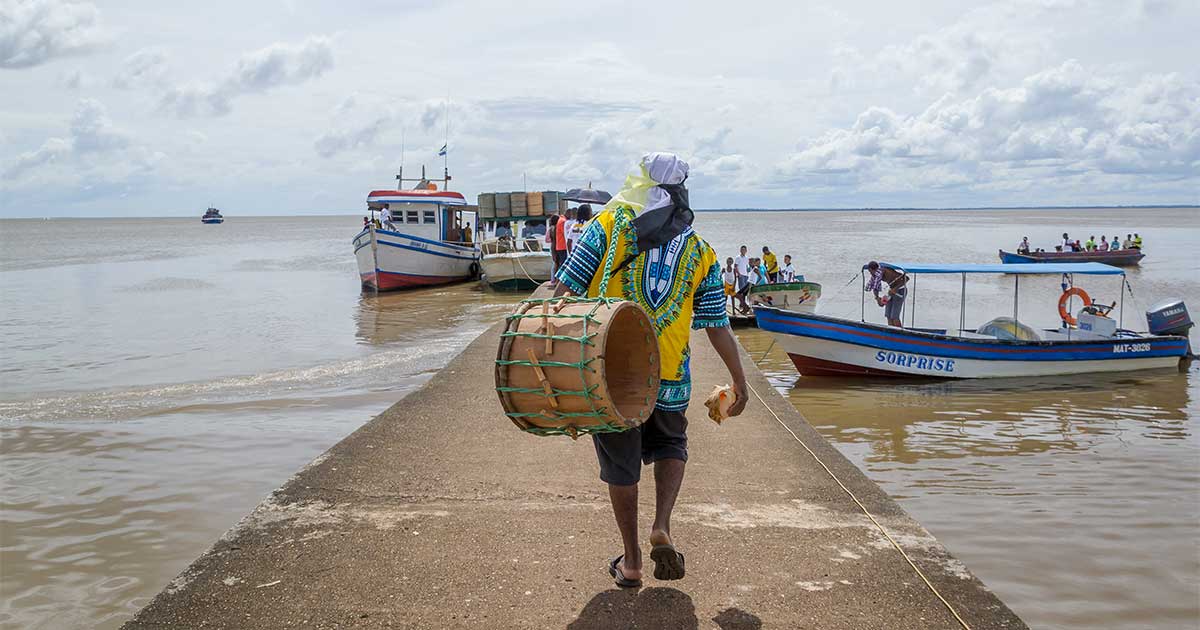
[1058, 287, 1092, 326]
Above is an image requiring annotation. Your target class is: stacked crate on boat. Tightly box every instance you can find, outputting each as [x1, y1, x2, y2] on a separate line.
[495, 191, 511, 217]
[478, 193, 496, 219]
[510, 192, 527, 217]
[526, 192, 544, 216]
[541, 191, 559, 215]
[558, 197, 568, 212]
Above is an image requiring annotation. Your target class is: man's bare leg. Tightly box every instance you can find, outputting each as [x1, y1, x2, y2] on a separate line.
[650, 458, 685, 544]
[609, 483, 643, 580]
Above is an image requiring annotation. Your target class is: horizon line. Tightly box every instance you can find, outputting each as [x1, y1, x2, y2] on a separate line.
[1, 204, 1197, 219]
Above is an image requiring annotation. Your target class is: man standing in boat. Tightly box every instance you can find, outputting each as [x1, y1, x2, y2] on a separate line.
[554, 152, 748, 588]
[866, 261, 908, 328]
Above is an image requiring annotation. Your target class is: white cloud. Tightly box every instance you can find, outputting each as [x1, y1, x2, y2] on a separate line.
[0, 0, 108, 69]
[2, 98, 161, 190]
[779, 61, 1200, 196]
[159, 36, 334, 117]
[112, 47, 168, 89]
[315, 112, 394, 157]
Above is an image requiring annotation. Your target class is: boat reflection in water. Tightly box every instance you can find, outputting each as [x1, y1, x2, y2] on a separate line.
[780, 367, 1192, 462]
[353, 283, 526, 347]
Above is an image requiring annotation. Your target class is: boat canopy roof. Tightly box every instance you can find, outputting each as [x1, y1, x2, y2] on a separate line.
[875, 262, 1125, 275]
[367, 189, 466, 207]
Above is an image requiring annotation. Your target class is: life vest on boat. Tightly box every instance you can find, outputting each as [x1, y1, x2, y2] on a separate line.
[1058, 287, 1091, 327]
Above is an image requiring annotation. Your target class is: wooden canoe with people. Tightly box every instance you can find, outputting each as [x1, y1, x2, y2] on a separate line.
[998, 248, 1144, 267]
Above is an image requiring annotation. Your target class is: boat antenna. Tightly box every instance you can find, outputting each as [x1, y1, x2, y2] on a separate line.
[443, 99, 450, 185]
[397, 128, 406, 190]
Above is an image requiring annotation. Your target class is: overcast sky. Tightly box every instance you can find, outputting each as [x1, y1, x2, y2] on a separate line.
[1, 0, 1198, 217]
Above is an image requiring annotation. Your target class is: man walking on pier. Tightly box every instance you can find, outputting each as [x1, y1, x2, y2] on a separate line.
[555, 153, 749, 588]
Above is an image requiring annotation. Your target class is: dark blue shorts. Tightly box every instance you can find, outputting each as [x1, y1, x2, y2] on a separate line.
[592, 408, 688, 486]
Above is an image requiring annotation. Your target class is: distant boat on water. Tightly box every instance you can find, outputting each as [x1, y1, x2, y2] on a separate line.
[201, 207, 224, 224]
[999, 248, 1143, 266]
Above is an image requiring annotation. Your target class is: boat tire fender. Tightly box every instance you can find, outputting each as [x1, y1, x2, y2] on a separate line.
[1058, 287, 1091, 326]
[469, 261, 480, 278]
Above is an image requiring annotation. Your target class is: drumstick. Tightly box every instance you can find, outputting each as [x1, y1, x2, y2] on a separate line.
[526, 349, 558, 409]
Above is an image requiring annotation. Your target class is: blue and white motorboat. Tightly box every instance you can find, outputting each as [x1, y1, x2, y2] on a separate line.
[756, 262, 1191, 379]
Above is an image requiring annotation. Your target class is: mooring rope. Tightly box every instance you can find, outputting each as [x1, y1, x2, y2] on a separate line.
[745, 382, 973, 630]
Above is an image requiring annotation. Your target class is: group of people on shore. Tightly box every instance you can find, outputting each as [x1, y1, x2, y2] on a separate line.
[720, 245, 795, 315]
[1018, 232, 1143, 254]
[545, 204, 594, 283]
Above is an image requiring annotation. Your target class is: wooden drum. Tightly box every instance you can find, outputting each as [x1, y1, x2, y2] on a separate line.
[495, 297, 661, 438]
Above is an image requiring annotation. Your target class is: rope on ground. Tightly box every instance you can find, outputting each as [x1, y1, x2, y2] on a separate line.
[745, 383, 973, 630]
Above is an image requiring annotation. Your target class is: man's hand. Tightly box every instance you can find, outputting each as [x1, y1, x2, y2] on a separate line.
[728, 380, 749, 417]
[705, 325, 749, 418]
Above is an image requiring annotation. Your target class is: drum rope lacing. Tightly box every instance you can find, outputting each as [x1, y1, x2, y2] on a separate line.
[497, 210, 652, 438]
[745, 381, 973, 630]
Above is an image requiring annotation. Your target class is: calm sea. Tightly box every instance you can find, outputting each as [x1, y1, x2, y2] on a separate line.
[1, 209, 1197, 629]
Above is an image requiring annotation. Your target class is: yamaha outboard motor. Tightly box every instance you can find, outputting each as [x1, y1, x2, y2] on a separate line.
[1147, 300, 1192, 336]
[1147, 300, 1194, 358]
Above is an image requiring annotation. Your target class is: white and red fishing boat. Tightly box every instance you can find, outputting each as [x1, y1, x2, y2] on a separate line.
[353, 166, 478, 291]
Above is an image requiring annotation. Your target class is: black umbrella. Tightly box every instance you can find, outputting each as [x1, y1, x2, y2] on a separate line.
[562, 187, 612, 204]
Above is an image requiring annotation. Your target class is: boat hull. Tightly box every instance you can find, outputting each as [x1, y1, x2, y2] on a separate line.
[756, 308, 1188, 379]
[353, 228, 478, 291]
[748, 282, 821, 313]
[999, 249, 1144, 266]
[480, 252, 553, 290]
[201, 217, 223, 224]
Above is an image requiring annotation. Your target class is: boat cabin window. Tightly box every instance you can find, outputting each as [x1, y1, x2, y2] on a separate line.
[405, 210, 419, 224]
[423, 210, 436, 224]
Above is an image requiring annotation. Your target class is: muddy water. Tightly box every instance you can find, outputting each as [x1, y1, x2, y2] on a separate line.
[1, 209, 1197, 629]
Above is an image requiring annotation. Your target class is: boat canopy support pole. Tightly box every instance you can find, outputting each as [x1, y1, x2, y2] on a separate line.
[1119, 274, 1125, 329]
[1013, 275, 1020, 324]
[860, 273, 866, 323]
[959, 273, 966, 335]
[910, 275, 917, 329]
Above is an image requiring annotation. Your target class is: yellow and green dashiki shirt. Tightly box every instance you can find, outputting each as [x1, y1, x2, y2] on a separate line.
[554, 206, 729, 411]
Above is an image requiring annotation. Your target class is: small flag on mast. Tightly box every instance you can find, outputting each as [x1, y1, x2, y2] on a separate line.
[438, 144, 447, 156]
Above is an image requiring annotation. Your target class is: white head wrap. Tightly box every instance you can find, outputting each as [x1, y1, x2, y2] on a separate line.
[604, 152, 690, 215]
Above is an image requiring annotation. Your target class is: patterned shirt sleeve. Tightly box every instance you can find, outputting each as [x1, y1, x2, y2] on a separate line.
[692, 260, 730, 329]
[554, 219, 606, 295]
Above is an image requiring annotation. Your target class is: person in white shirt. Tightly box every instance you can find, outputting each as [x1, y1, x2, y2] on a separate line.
[733, 245, 751, 314]
[721, 257, 738, 312]
[1058, 232, 1070, 252]
[746, 258, 761, 287]
[779, 255, 796, 282]
[1017, 237, 1031, 254]
[567, 204, 591, 253]
[380, 206, 395, 230]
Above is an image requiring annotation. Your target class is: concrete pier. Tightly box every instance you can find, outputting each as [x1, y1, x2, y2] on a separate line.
[124, 324, 1027, 629]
